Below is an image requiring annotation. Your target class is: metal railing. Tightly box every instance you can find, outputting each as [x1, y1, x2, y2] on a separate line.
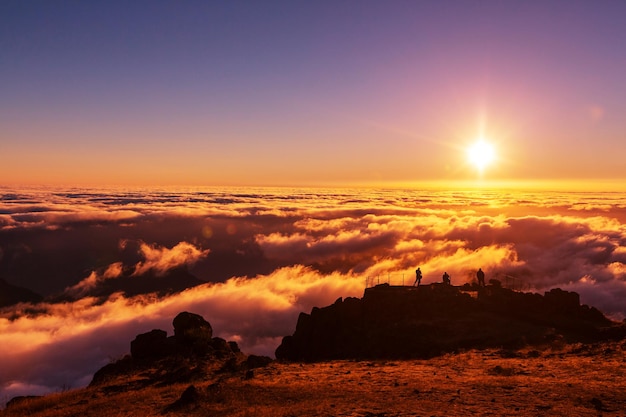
[365, 272, 531, 291]
[365, 274, 412, 288]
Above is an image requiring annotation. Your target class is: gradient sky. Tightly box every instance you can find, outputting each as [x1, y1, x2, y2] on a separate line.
[2, 1, 625, 186]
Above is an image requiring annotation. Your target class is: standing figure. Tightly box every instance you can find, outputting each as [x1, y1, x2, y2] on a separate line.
[442, 272, 451, 285]
[476, 268, 485, 287]
[414, 268, 422, 287]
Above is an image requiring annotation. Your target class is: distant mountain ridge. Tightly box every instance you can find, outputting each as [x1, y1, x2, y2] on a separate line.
[276, 283, 626, 361]
[0, 278, 43, 308]
[75, 266, 204, 299]
[50, 266, 206, 303]
[1, 267, 205, 309]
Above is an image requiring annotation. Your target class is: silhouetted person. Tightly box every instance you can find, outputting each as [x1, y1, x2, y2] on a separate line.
[442, 272, 450, 285]
[477, 268, 485, 287]
[414, 268, 422, 287]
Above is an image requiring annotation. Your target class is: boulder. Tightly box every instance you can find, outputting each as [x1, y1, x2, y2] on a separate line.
[246, 354, 273, 369]
[5, 396, 41, 409]
[228, 341, 241, 353]
[90, 355, 134, 386]
[275, 335, 296, 360]
[130, 329, 170, 360]
[210, 337, 234, 358]
[163, 385, 201, 412]
[173, 311, 213, 346]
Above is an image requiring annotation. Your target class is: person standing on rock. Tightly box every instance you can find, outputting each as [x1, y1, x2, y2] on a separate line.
[477, 268, 485, 287]
[414, 268, 422, 287]
[442, 272, 450, 285]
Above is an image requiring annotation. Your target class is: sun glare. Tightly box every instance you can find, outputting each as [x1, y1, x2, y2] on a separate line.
[467, 140, 495, 173]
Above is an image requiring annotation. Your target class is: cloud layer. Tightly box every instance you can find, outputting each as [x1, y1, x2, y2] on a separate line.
[1, 186, 626, 404]
[64, 241, 210, 297]
[0, 266, 362, 404]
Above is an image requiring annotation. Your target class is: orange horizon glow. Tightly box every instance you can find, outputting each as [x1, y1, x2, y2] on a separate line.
[4, 178, 626, 194]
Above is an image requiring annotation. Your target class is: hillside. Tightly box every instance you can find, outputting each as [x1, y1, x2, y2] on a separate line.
[3, 342, 625, 416]
[2, 285, 626, 416]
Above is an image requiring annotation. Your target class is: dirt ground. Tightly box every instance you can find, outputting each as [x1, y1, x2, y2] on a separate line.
[3, 342, 626, 416]
[219, 343, 626, 416]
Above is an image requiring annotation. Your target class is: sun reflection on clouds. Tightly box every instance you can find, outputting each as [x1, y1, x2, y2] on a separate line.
[134, 241, 210, 276]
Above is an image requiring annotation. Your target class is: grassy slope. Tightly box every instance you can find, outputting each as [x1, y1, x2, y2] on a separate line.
[3, 341, 625, 416]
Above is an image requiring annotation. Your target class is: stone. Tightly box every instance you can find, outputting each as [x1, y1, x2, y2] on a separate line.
[246, 354, 273, 369]
[228, 341, 241, 353]
[173, 311, 213, 346]
[164, 385, 200, 412]
[130, 329, 169, 360]
[5, 396, 41, 409]
[211, 337, 233, 358]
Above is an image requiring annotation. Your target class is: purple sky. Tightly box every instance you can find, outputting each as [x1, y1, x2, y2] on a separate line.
[2, 1, 626, 186]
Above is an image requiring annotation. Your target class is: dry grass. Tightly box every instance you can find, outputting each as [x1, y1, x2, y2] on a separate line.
[3, 341, 626, 416]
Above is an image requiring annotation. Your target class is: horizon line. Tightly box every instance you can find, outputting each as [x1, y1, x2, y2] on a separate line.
[2, 178, 626, 192]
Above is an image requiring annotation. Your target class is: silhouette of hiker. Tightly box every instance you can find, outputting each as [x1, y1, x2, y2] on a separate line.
[414, 268, 422, 287]
[442, 272, 450, 285]
[477, 268, 485, 286]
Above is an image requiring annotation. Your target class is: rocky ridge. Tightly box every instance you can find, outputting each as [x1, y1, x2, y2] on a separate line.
[276, 283, 625, 361]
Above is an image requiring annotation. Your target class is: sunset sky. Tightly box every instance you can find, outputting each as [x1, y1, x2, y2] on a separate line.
[2, 1, 625, 186]
[2, 1, 626, 405]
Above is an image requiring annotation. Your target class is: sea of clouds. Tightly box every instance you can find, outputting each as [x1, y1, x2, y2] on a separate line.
[1, 186, 626, 404]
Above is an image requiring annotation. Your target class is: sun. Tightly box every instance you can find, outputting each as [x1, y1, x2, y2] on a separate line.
[467, 140, 495, 173]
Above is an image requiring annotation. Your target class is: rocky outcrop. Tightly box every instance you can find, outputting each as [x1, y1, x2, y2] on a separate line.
[5, 395, 42, 410]
[130, 329, 171, 360]
[276, 284, 622, 361]
[173, 311, 213, 345]
[126, 312, 218, 363]
[89, 311, 269, 387]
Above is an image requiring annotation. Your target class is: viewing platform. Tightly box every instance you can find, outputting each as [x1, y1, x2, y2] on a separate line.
[365, 273, 530, 291]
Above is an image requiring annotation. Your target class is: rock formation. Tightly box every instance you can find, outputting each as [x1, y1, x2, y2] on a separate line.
[276, 283, 623, 361]
[173, 311, 213, 345]
[90, 311, 270, 387]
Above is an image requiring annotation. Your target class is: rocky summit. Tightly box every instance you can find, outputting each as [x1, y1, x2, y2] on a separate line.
[276, 283, 625, 361]
[89, 311, 270, 389]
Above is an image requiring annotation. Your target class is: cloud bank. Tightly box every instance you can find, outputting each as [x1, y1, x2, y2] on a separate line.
[0, 266, 362, 404]
[65, 241, 210, 297]
[1, 186, 626, 404]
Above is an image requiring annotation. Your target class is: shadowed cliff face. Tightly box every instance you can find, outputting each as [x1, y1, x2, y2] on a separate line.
[276, 284, 623, 361]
